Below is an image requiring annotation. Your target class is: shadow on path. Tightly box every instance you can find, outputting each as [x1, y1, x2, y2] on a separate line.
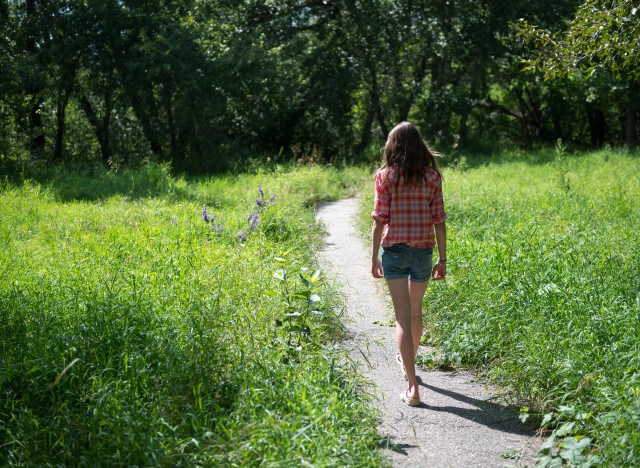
[420, 381, 536, 437]
[377, 437, 418, 455]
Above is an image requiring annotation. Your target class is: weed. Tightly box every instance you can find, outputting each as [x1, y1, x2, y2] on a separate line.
[268, 254, 327, 355]
[555, 138, 571, 193]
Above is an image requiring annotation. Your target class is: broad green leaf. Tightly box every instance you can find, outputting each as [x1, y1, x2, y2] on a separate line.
[555, 421, 575, 437]
[541, 433, 557, 451]
[292, 291, 311, 300]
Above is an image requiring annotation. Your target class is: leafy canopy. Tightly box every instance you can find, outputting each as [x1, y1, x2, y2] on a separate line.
[519, 0, 640, 80]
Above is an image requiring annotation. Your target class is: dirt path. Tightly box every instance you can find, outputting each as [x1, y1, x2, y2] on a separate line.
[316, 198, 541, 467]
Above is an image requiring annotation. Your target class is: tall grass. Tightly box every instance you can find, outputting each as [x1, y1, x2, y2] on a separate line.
[360, 149, 639, 466]
[0, 163, 386, 465]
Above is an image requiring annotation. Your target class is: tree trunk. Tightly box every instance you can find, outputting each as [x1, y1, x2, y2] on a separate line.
[363, 58, 389, 140]
[625, 81, 639, 149]
[0, 0, 8, 19]
[626, 108, 637, 150]
[102, 92, 112, 165]
[53, 87, 70, 162]
[370, 68, 388, 140]
[128, 91, 164, 158]
[429, 57, 452, 145]
[355, 104, 375, 156]
[525, 86, 547, 140]
[80, 93, 111, 166]
[162, 82, 178, 159]
[459, 111, 469, 144]
[461, 63, 484, 145]
[398, 54, 428, 123]
[375, 102, 388, 140]
[26, 0, 45, 156]
[587, 106, 605, 148]
[112, 51, 164, 158]
[29, 98, 45, 154]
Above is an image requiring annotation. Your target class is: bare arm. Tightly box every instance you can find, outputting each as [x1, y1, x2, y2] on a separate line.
[371, 220, 385, 278]
[432, 221, 447, 280]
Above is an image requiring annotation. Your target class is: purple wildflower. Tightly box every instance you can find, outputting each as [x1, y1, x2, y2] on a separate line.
[238, 232, 246, 242]
[171, 219, 178, 226]
[256, 199, 267, 208]
[306, 224, 312, 229]
[202, 208, 209, 222]
[248, 213, 259, 230]
[270, 194, 276, 201]
[258, 185, 264, 199]
[215, 224, 224, 234]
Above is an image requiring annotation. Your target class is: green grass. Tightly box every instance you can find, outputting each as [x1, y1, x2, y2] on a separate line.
[360, 149, 639, 466]
[5, 149, 638, 465]
[0, 163, 387, 465]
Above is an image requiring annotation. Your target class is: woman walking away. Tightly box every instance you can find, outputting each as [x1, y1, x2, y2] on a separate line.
[371, 121, 447, 407]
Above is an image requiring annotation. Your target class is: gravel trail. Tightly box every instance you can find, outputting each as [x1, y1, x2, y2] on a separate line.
[316, 198, 541, 467]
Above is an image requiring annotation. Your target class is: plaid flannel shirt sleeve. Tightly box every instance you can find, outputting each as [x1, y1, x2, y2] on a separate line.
[372, 171, 390, 224]
[430, 174, 446, 224]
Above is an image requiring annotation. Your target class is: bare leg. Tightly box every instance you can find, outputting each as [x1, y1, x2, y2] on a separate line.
[386, 278, 419, 400]
[409, 279, 429, 358]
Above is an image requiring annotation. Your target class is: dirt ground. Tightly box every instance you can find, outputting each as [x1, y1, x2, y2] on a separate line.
[317, 198, 542, 467]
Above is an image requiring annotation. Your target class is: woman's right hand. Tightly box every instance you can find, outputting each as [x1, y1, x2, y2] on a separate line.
[372, 258, 384, 278]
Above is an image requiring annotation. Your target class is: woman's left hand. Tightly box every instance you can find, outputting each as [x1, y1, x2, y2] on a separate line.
[431, 261, 446, 280]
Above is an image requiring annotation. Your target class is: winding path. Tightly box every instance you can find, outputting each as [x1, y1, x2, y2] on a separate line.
[316, 198, 541, 467]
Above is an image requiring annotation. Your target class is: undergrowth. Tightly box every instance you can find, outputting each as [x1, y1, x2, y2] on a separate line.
[0, 163, 386, 465]
[360, 148, 639, 466]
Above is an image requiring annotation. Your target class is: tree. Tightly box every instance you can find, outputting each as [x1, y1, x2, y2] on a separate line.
[520, 0, 640, 148]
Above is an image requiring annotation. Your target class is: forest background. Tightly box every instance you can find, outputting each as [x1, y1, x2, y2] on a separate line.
[1, 0, 639, 173]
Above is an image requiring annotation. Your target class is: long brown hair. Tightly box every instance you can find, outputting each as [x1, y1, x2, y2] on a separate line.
[381, 121, 442, 186]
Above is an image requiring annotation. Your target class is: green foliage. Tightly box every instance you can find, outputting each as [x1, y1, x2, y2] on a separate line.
[0, 164, 383, 465]
[519, 0, 640, 81]
[5, 0, 635, 170]
[518, 1, 640, 148]
[269, 255, 337, 356]
[360, 149, 639, 465]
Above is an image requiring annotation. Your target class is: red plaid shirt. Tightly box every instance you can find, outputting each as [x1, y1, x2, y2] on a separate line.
[372, 167, 446, 248]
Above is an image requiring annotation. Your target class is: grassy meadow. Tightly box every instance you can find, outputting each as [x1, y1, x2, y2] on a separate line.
[2, 149, 638, 466]
[0, 163, 387, 465]
[360, 149, 639, 466]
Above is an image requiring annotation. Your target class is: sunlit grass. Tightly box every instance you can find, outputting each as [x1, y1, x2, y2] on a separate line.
[360, 149, 639, 465]
[0, 163, 387, 465]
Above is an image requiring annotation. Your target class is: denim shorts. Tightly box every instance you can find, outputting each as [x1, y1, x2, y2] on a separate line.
[381, 244, 433, 282]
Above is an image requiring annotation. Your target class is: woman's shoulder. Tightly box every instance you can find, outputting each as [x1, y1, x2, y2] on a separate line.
[376, 167, 393, 177]
[425, 167, 442, 184]
[376, 167, 397, 184]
